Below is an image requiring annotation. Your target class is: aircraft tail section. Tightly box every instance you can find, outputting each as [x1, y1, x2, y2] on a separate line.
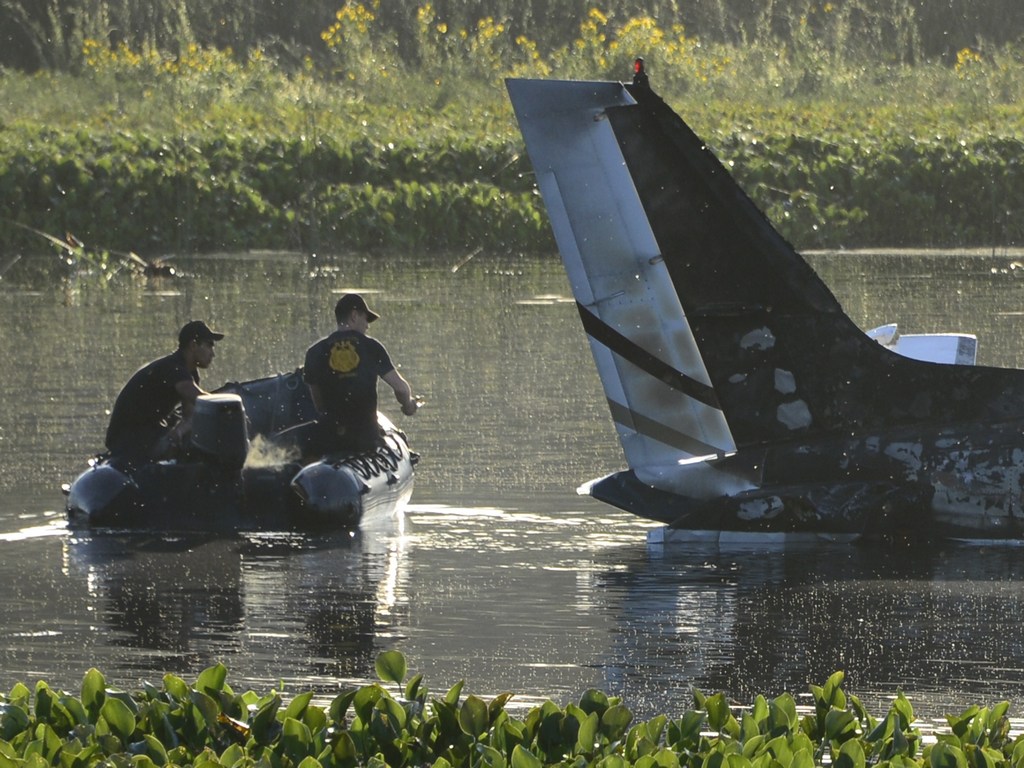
[507, 77, 1024, 501]
[507, 79, 750, 495]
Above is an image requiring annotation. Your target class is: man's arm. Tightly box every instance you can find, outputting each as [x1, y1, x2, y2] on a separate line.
[382, 369, 418, 416]
[308, 382, 327, 414]
[170, 379, 207, 443]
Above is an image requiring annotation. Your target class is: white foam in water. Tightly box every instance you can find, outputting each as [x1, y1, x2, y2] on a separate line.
[243, 435, 299, 469]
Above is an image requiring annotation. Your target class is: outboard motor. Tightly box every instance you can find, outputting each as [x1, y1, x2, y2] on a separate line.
[190, 393, 249, 469]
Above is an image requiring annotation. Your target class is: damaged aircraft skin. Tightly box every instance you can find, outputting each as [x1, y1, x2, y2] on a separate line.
[506, 76, 1024, 542]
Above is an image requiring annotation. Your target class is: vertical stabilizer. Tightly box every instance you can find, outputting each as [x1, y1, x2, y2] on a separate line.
[507, 79, 744, 493]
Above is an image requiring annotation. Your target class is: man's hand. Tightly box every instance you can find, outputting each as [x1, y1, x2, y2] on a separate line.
[401, 396, 423, 416]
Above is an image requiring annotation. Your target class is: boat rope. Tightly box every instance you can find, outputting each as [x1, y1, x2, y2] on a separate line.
[340, 441, 403, 480]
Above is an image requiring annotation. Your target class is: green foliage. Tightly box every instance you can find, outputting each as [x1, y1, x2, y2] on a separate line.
[5, 0, 1024, 75]
[5, 94, 1024, 260]
[6, 5, 1024, 261]
[0, 656, 1021, 768]
[0, 114, 545, 258]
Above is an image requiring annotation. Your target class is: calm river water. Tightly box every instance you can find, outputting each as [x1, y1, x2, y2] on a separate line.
[3, 248, 1024, 722]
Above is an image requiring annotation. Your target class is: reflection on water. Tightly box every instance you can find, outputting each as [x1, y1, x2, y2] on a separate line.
[598, 539, 1024, 719]
[3, 251, 1024, 719]
[58, 526, 402, 689]
[20, 507, 1024, 722]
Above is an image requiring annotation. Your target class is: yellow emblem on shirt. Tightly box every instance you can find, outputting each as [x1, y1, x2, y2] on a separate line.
[329, 340, 359, 373]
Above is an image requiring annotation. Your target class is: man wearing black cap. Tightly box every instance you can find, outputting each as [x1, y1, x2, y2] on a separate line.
[104, 320, 225, 468]
[290, 293, 417, 456]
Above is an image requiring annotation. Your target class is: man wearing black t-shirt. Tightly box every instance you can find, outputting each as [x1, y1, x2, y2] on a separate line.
[104, 320, 224, 468]
[280, 294, 417, 458]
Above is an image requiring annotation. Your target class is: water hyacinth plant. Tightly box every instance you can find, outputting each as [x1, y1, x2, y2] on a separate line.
[5, 3, 1024, 263]
[0, 654, 1020, 768]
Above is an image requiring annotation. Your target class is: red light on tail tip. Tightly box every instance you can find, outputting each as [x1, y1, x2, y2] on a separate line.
[632, 57, 649, 87]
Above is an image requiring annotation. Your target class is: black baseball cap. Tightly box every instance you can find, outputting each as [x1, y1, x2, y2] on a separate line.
[335, 293, 380, 323]
[178, 320, 225, 345]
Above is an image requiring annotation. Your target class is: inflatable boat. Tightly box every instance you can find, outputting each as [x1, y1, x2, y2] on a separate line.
[63, 370, 417, 532]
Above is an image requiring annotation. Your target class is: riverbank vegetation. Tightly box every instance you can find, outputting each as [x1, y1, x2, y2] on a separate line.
[0, 653, 1019, 768]
[3, 1, 1024, 260]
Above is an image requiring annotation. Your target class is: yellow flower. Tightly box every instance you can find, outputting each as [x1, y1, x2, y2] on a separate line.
[954, 46, 984, 79]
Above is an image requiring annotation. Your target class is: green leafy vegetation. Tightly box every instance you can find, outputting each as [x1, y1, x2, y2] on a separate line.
[3, 0, 1023, 73]
[0, 654, 1020, 768]
[3, 3, 1024, 263]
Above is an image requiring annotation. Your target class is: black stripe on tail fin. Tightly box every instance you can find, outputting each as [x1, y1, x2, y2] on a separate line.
[606, 83, 1024, 447]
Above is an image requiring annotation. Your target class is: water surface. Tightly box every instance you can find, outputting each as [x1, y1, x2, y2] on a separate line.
[2, 249, 1024, 721]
